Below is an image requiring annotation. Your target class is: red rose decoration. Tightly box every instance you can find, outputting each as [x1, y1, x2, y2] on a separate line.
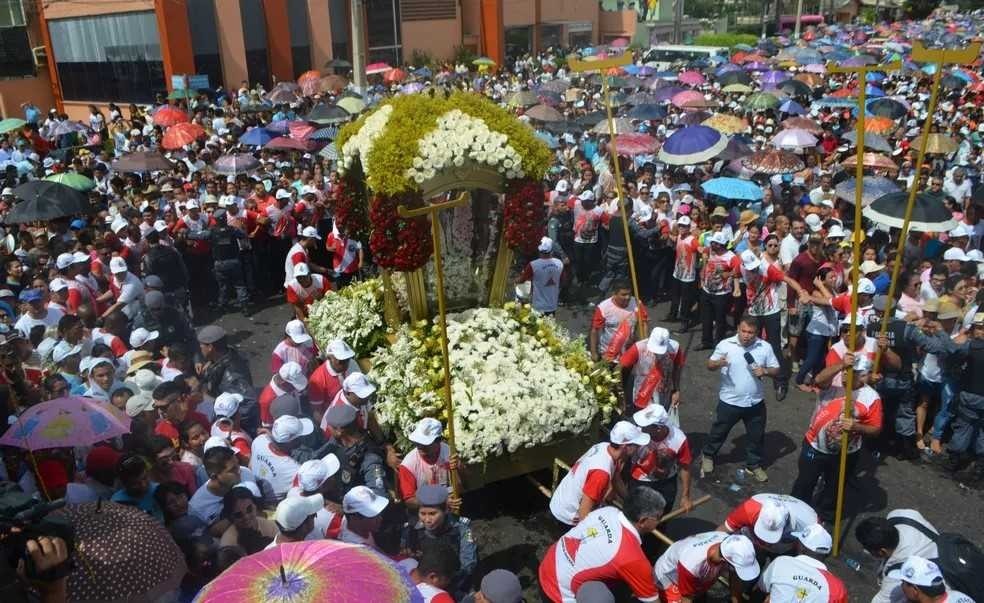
[369, 192, 433, 271]
[331, 175, 370, 241]
[503, 178, 547, 254]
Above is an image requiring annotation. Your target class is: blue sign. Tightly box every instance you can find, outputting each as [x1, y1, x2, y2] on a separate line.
[188, 74, 210, 90]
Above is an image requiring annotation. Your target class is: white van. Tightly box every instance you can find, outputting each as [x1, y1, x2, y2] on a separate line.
[643, 45, 730, 69]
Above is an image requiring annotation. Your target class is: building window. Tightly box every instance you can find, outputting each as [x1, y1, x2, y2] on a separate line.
[239, 0, 270, 88]
[0, 0, 33, 78]
[505, 26, 532, 59]
[366, 0, 401, 65]
[48, 11, 164, 103]
[186, 0, 223, 92]
[287, 0, 311, 77]
[540, 24, 562, 50]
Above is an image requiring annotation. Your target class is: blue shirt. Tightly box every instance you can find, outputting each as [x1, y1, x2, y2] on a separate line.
[112, 482, 163, 521]
[710, 335, 780, 407]
[873, 272, 890, 295]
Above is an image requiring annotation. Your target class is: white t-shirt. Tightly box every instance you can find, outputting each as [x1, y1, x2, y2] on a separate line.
[15, 307, 64, 338]
[758, 555, 846, 603]
[549, 443, 615, 525]
[114, 272, 145, 319]
[249, 434, 301, 498]
[779, 234, 804, 267]
[709, 336, 780, 407]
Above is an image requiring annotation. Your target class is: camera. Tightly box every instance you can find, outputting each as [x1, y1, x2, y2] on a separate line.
[0, 482, 74, 583]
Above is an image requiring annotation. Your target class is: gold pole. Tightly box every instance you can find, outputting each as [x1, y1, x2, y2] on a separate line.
[873, 42, 981, 371]
[826, 60, 899, 556]
[568, 52, 648, 339]
[398, 192, 471, 497]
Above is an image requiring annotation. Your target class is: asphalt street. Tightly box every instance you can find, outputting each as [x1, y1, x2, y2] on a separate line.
[211, 296, 984, 602]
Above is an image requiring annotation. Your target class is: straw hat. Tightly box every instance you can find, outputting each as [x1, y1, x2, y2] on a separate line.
[738, 209, 760, 226]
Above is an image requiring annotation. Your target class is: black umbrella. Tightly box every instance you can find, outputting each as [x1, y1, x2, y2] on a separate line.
[718, 137, 754, 161]
[111, 151, 174, 173]
[6, 181, 90, 223]
[541, 119, 580, 134]
[941, 74, 966, 90]
[627, 104, 667, 121]
[863, 191, 957, 232]
[325, 58, 352, 69]
[778, 79, 812, 98]
[719, 71, 753, 86]
[867, 98, 908, 119]
[306, 103, 351, 125]
[574, 111, 607, 128]
[842, 130, 893, 153]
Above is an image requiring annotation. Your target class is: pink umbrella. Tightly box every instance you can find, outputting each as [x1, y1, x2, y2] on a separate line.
[609, 37, 629, 48]
[365, 62, 392, 75]
[614, 133, 658, 156]
[288, 122, 315, 140]
[0, 396, 130, 450]
[265, 136, 318, 151]
[804, 64, 827, 74]
[678, 71, 705, 86]
[771, 128, 819, 150]
[671, 90, 705, 108]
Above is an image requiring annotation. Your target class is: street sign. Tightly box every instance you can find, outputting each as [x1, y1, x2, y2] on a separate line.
[170, 75, 186, 90]
[188, 74, 210, 90]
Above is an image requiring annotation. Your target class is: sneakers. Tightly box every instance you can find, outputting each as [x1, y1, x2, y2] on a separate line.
[747, 466, 769, 482]
[775, 383, 788, 401]
[701, 456, 714, 476]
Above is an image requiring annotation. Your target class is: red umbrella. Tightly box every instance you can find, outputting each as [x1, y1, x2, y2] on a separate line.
[383, 68, 407, 83]
[152, 106, 189, 127]
[297, 70, 321, 85]
[614, 133, 658, 156]
[609, 37, 629, 48]
[297, 70, 323, 96]
[265, 136, 318, 151]
[365, 62, 392, 75]
[161, 122, 205, 150]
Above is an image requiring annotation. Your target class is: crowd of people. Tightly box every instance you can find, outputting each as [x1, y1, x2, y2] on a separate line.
[1, 8, 984, 603]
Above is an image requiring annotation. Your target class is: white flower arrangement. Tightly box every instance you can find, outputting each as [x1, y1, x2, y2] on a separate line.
[306, 279, 387, 358]
[338, 104, 393, 175]
[404, 109, 526, 185]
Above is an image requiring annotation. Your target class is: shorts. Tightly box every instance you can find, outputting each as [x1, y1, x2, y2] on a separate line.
[659, 583, 683, 603]
[786, 299, 810, 337]
[916, 378, 942, 399]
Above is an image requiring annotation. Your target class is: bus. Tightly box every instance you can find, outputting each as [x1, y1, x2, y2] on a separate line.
[642, 45, 731, 69]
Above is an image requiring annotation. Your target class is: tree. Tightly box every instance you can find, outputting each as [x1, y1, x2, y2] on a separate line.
[903, 0, 940, 19]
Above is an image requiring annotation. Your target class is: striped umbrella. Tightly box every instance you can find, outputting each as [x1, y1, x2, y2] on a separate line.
[310, 126, 339, 141]
[742, 149, 805, 174]
[213, 153, 260, 176]
[657, 125, 728, 165]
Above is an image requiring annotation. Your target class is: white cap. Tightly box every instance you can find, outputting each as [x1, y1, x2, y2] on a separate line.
[804, 213, 822, 232]
[753, 501, 789, 544]
[966, 249, 984, 263]
[285, 319, 312, 344]
[792, 523, 832, 554]
[129, 328, 159, 348]
[342, 485, 389, 517]
[233, 481, 261, 498]
[853, 354, 874, 373]
[271, 415, 314, 443]
[408, 417, 443, 446]
[71, 251, 89, 265]
[186, 200, 200, 210]
[111, 218, 128, 233]
[709, 231, 729, 246]
[0, 187, 13, 196]
[0, 289, 14, 298]
[949, 224, 972, 238]
[125, 393, 155, 417]
[275, 493, 324, 530]
[720, 535, 760, 581]
[342, 372, 376, 398]
[633, 404, 669, 427]
[943, 247, 969, 262]
[49, 278, 69, 292]
[154, 220, 168, 233]
[275, 189, 293, 200]
[677, 215, 692, 226]
[826, 224, 846, 239]
[109, 257, 128, 274]
[578, 190, 595, 202]
[820, 199, 835, 208]
[292, 262, 311, 277]
[555, 179, 570, 193]
[840, 313, 865, 327]
[203, 435, 234, 452]
[52, 341, 82, 363]
[301, 226, 321, 240]
[55, 253, 74, 270]
[538, 236, 553, 253]
[609, 421, 651, 446]
[857, 278, 876, 295]
[325, 339, 355, 360]
[278, 361, 308, 391]
[296, 454, 341, 492]
[887, 556, 946, 588]
[646, 327, 670, 354]
[213, 392, 243, 418]
[740, 250, 762, 272]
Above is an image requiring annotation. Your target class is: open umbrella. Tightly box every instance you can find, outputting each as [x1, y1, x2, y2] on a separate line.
[771, 128, 818, 150]
[265, 82, 302, 104]
[719, 71, 752, 86]
[718, 137, 754, 161]
[506, 90, 536, 108]
[152, 106, 189, 127]
[194, 540, 421, 603]
[5, 181, 89, 224]
[778, 79, 812, 97]
[473, 56, 496, 67]
[48, 121, 89, 137]
[657, 125, 729, 165]
[336, 97, 366, 114]
[722, 83, 754, 94]
[670, 90, 705, 108]
[779, 99, 807, 115]
[627, 104, 666, 121]
[625, 92, 658, 105]
[679, 110, 712, 125]
[866, 97, 908, 119]
[265, 136, 318, 152]
[841, 152, 898, 171]
[835, 176, 901, 206]
[591, 118, 634, 135]
[864, 116, 897, 135]
[162, 122, 206, 150]
[297, 70, 322, 96]
[795, 73, 824, 87]
[365, 62, 392, 75]
[781, 117, 822, 134]
[525, 104, 564, 122]
[240, 127, 274, 147]
[614, 133, 658, 156]
[701, 177, 763, 201]
[297, 69, 321, 86]
[111, 151, 173, 173]
[311, 126, 340, 141]
[0, 117, 27, 134]
[574, 112, 606, 128]
[383, 68, 408, 83]
[742, 149, 805, 174]
[941, 74, 966, 90]
[321, 74, 349, 94]
[325, 58, 351, 69]
[540, 79, 569, 93]
[842, 130, 893, 153]
[214, 153, 260, 176]
[306, 104, 350, 125]
[864, 191, 956, 232]
[536, 90, 564, 106]
[0, 396, 129, 449]
[43, 172, 95, 192]
[925, 133, 957, 155]
[761, 70, 791, 85]
[678, 70, 705, 86]
[703, 114, 748, 135]
[745, 92, 780, 110]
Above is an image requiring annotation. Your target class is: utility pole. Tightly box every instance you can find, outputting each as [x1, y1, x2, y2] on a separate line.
[350, 0, 367, 93]
[673, 0, 685, 44]
[793, 0, 804, 37]
[760, 0, 769, 38]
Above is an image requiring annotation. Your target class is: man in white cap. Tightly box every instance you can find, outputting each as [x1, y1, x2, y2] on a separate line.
[287, 453, 344, 540]
[267, 493, 324, 548]
[211, 392, 252, 463]
[257, 361, 309, 428]
[270, 319, 317, 375]
[654, 532, 760, 602]
[324, 372, 380, 440]
[284, 225, 328, 287]
[813, 313, 897, 404]
[793, 355, 882, 520]
[99, 257, 145, 320]
[517, 236, 564, 315]
[619, 326, 684, 410]
[249, 414, 313, 498]
[336, 485, 389, 548]
[324, 223, 363, 288]
[628, 404, 693, 514]
[173, 198, 216, 307]
[665, 214, 700, 328]
[571, 189, 607, 288]
[549, 421, 650, 526]
[307, 338, 360, 423]
[720, 493, 819, 554]
[398, 418, 461, 512]
[758, 525, 847, 603]
[888, 556, 973, 603]
[284, 262, 332, 319]
[942, 247, 969, 275]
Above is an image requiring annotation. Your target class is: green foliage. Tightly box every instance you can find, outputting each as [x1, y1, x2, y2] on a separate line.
[409, 49, 436, 69]
[903, 0, 940, 19]
[693, 33, 759, 48]
[452, 45, 478, 67]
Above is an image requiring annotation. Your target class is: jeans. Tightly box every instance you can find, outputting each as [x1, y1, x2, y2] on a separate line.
[949, 391, 984, 456]
[214, 259, 248, 307]
[750, 312, 787, 385]
[700, 291, 730, 346]
[572, 241, 598, 285]
[668, 278, 697, 322]
[701, 400, 767, 469]
[796, 332, 829, 385]
[790, 441, 860, 520]
[599, 245, 628, 293]
[931, 377, 959, 440]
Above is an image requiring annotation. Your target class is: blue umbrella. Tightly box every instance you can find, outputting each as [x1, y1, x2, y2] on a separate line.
[701, 177, 763, 201]
[627, 104, 667, 121]
[535, 130, 559, 149]
[657, 125, 728, 165]
[866, 71, 886, 82]
[310, 126, 339, 141]
[239, 127, 273, 147]
[413, 67, 432, 78]
[865, 84, 885, 98]
[779, 99, 806, 115]
[814, 97, 857, 108]
[835, 176, 900, 206]
[715, 63, 743, 77]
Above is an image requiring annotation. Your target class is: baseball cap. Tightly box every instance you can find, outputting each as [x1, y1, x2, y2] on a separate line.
[275, 189, 293, 200]
[197, 325, 227, 344]
[417, 484, 449, 507]
[301, 226, 321, 240]
[292, 262, 311, 277]
[936, 300, 963, 321]
[0, 289, 14, 298]
[55, 253, 74, 270]
[677, 215, 692, 226]
[826, 224, 846, 240]
[153, 219, 168, 232]
[52, 341, 82, 364]
[203, 436, 234, 452]
[887, 556, 945, 588]
[323, 403, 358, 428]
[125, 393, 155, 417]
[271, 415, 315, 443]
[792, 523, 832, 554]
[538, 236, 553, 253]
[646, 327, 670, 354]
[578, 190, 595, 202]
[609, 421, 651, 446]
[943, 247, 969, 262]
[19, 288, 42, 303]
[859, 260, 884, 274]
[186, 200, 200, 210]
[753, 501, 789, 543]
[555, 179, 570, 193]
[213, 392, 243, 418]
[740, 250, 761, 272]
[278, 362, 308, 391]
[804, 214, 822, 232]
[479, 569, 523, 603]
[296, 454, 341, 492]
[129, 328, 159, 348]
[109, 257, 128, 274]
[709, 231, 729, 246]
[325, 339, 355, 360]
[71, 251, 89, 265]
[720, 534, 761, 581]
[633, 404, 669, 427]
[857, 278, 876, 295]
[949, 224, 971, 238]
[49, 278, 69, 293]
[408, 417, 443, 446]
[285, 319, 312, 344]
[342, 372, 375, 398]
[342, 485, 389, 517]
[275, 493, 324, 530]
[967, 249, 984, 262]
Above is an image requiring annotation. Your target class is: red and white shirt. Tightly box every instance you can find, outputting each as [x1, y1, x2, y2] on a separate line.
[539, 506, 659, 602]
[630, 426, 692, 482]
[210, 421, 253, 460]
[700, 251, 740, 295]
[829, 293, 874, 323]
[320, 389, 371, 436]
[285, 274, 331, 307]
[65, 280, 94, 315]
[325, 231, 362, 275]
[654, 531, 727, 597]
[397, 443, 451, 502]
[284, 242, 308, 286]
[805, 385, 882, 455]
[742, 261, 786, 317]
[619, 339, 685, 409]
[724, 494, 819, 551]
[257, 379, 289, 428]
[758, 555, 847, 603]
[415, 583, 454, 603]
[270, 339, 317, 375]
[572, 204, 608, 244]
[549, 443, 616, 525]
[90, 328, 128, 358]
[672, 234, 700, 282]
[822, 337, 878, 402]
[248, 434, 300, 498]
[592, 298, 648, 361]
[519, 257, 564, 314]
[307, 359, 359, 408]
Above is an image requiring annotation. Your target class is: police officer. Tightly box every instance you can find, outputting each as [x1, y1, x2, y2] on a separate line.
[206, 209, 250, 313]
[869, 295, 920, 459]
[323, 404, 388, 498]
[944, 312, 984, 479]
[401, 484, 477, 599]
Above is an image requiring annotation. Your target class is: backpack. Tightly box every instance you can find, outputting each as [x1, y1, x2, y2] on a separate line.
[887, 516, 984, 601]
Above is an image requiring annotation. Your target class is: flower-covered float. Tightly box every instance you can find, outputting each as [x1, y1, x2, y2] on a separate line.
[308, 92, 618, 485]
